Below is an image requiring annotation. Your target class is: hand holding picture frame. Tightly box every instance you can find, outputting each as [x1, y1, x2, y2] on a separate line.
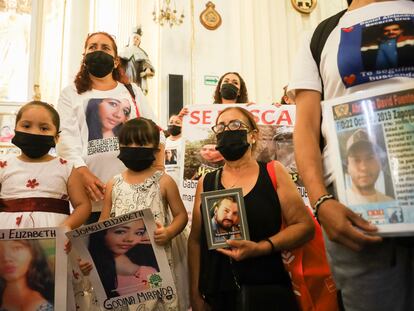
[201, 188, 250, 250]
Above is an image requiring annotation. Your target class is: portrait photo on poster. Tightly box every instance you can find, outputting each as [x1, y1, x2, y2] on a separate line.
[201, 188, 250, 250]
[338, 125, 395, 206]
[66, 209, 177, 309]
[0, 113, 15, 143]
[0, 227, 67, 311]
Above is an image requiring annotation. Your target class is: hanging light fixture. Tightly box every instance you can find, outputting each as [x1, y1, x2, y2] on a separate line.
[153, 0, 184, 27]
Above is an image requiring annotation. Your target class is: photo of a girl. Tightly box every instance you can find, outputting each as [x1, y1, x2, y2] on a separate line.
[87, 219, 159, 298]
[85, 97, 131, 141]
[0, 240, 55, 311]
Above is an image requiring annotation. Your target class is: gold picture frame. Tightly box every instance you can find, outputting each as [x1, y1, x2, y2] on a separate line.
[291, 0, 317, 14]
[200, 1, 222, 31]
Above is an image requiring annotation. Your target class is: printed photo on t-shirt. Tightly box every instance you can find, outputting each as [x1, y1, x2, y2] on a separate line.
[165, 148, 178, 165]
[338, 14, 414, 88]
[85, 97, 132, 155]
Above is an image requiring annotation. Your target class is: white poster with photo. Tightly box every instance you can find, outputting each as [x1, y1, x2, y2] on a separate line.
[0, 227, 67, 310]
[66, 209, 177, 310]
[323, 82, 414, 236]
[0, 112, 19, 155]
[181, 104, 309, 223]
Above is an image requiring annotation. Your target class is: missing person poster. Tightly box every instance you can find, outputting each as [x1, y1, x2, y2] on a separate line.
[66, 209, 177, 310]
[0, 112, 19, 155]
[0, 227, 67, 310]
[323, 82, 414, 236]
[181, 104, 308, 223]
[201, 188, 249, 250]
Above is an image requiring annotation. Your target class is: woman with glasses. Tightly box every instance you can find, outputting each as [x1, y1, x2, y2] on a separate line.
[188, 106, 314, 311]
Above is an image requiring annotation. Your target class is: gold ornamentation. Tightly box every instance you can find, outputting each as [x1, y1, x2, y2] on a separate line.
[153, 0, 184, 27]
[200, 1, 221, 31]
[291, 0, 317, 14]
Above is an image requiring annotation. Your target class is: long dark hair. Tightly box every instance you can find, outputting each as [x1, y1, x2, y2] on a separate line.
[74, 32, 130, 94]
[0, 240, 54, 306]
[213, 72, 249, 104]
[85, 98, 125, 140]
[88, 227, 159, 298]
[88, 230, 118, 298]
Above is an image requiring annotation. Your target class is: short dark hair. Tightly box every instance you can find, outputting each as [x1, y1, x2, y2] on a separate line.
[16, 101, 60, 133]
[118, 117, 160, 148]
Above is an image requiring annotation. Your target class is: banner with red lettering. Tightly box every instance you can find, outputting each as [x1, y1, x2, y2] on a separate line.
[181, 104, 308, 222]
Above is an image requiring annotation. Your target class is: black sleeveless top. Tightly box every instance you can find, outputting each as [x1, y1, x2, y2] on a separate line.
[199, 162, 291, 299]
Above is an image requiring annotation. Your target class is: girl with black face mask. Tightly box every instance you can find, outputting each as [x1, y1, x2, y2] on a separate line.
[188, 107, 315, 311]
[0, 101, 92, 309]
[0, 101, 91, 230]
[97, 117, 189, 310]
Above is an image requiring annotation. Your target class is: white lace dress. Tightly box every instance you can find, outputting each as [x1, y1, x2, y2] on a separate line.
[110, 171, 189, 311]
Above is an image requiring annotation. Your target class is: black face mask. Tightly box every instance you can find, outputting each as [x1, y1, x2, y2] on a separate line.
[118, 147, 156, 172]
[168, 125, 182, 137]
[215, 130, 250, 161]
[84, 51, 115, 78]
[12, 131, 56, 159]
[220, 83, 239, 101]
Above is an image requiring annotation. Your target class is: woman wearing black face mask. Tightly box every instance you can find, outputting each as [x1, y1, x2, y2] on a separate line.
[57, 32, 165, 225]
[165, 114, 183, 185]
[188, 107, 315, 311]
[213, 72, 249, 104]
[177, 71, 250, 119]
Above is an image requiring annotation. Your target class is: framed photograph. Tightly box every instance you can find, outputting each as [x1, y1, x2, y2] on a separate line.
[201, 188, 250, 250]
[66, 209, 177, 310]
[0, 227, 67, 310]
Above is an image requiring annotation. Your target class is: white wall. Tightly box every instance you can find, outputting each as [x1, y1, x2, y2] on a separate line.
[1, 0, 348, 126]
[142, 0, 348, 126]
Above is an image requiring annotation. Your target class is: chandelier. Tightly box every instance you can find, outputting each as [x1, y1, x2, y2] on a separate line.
[153, 0, 184, 27]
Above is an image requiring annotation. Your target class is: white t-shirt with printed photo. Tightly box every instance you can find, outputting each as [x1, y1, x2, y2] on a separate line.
[288, 0, 414, 184]
[57, 82, 163, 211]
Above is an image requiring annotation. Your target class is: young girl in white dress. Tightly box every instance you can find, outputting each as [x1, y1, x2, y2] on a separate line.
[0, 101, 90, 230]
[0, 101, 91, 311]
[100, 117, 189, 310]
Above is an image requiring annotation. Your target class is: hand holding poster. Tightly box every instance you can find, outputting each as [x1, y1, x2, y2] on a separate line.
[66, 209, 177, 310]
[323, 83, 414, 236]
[0, 227, 67, 310]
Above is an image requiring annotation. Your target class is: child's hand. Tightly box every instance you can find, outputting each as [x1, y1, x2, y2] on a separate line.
[154, 221, 171, 246]
[64, 239, 72, 254]
[78, 258, 93, 276]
